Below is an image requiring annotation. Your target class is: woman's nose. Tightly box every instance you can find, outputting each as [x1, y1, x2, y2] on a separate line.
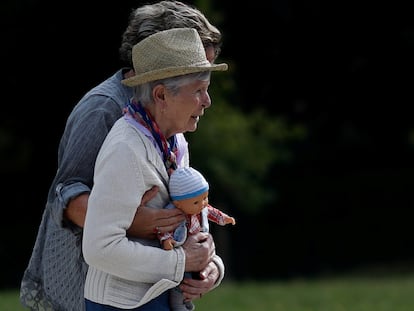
[202, 93, 211, 108]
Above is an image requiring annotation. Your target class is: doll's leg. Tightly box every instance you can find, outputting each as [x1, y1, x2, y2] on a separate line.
[169, 279, 194, 311]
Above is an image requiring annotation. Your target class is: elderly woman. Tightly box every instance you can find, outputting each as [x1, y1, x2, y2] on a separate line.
[82, 28, 228, 311]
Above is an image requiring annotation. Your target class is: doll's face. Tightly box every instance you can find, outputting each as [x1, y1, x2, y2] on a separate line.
[173, 191, 209, 215]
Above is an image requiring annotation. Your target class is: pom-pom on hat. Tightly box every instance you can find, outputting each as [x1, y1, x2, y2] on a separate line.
[121, 27, 228, 87]
[169, 167, 209, 201]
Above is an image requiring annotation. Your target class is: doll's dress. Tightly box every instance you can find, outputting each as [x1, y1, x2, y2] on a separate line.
[163, 202, 210, 248]
[164, 202, 187, 247]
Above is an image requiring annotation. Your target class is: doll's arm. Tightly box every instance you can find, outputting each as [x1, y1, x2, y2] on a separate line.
[207, 204, 236, 226]
[159, 231, 175, 250]
[159, 202, 181, 250]
[159, 217, 188, 249]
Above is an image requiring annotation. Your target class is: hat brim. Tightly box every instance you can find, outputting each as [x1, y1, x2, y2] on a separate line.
[121, 63, 228, 87]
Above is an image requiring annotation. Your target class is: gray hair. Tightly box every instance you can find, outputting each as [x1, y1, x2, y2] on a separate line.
[134, 71, 211, 106]
[119, 1, 222, 67]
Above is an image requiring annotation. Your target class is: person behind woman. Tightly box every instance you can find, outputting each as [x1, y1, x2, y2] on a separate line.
[20, 2, 225, 310]
[82, 28, 228, 311]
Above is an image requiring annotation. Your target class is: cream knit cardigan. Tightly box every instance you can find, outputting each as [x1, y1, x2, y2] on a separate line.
[82, 117, 224, 309]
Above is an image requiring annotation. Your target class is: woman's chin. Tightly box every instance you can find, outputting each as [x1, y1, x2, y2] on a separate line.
[185, 126, 197, 133]
[185, 121, 198, 133]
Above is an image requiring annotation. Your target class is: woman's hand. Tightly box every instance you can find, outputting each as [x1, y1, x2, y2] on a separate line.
[180, 260, 220, 302]
[182, 232, 215, 272]
[181, 232, 220, 301]
[127, 186, 186, 239]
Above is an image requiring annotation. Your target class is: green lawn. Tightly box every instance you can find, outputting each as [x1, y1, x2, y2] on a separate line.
[197, 275, 414, 311]
[3, 275, 414, 311]
[0, 289, 27, 310]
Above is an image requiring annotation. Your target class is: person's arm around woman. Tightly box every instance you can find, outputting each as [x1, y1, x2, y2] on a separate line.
[66, 185, 224, 299]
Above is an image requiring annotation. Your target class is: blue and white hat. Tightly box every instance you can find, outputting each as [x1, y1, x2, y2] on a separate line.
[169, 167, 209, 201]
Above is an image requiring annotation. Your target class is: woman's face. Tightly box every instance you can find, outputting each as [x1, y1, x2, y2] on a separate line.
[163, 79, 212, 136]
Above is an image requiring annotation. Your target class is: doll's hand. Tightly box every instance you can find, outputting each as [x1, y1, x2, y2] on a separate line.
[162, 238, 175, 250]
[226, 216, 236, 225]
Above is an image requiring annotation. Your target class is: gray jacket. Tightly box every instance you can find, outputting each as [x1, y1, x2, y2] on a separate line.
[20, 70, 134, 311]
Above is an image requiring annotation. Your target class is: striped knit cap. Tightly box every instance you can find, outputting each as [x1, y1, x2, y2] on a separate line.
[169, 167, 209, 201]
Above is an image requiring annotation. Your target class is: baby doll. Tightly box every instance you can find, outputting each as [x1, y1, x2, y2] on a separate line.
[159, 166, 235, 311]
[159, 166, 236, 250]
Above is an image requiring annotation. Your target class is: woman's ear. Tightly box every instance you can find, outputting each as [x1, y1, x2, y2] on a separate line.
[153, 84, 166, 103]
[153, 84, 169, 112]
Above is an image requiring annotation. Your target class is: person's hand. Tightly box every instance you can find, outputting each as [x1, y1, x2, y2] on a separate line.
[182, 232, 215, 273]
[127, 186, 185, 239]
[179, 260, 220, 302]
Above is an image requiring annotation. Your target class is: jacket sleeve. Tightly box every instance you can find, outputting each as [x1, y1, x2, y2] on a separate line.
[211, 254, 225, 289]
[50, 94, 122, 230]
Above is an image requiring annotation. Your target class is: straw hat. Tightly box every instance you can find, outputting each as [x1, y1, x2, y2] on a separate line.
[169, 167, 209, 201]
[121, 27, 228, 87]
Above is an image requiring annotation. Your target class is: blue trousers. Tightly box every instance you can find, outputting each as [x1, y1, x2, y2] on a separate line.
[85, 290, 170, 311]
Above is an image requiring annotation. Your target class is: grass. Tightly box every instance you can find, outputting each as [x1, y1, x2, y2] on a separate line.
[3, 274, 414, 311]
[196, 275, 414, 311]
[0, 289, 27, 310]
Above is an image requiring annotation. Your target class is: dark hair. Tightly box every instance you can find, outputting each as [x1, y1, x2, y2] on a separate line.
[119, 0, 222, 67]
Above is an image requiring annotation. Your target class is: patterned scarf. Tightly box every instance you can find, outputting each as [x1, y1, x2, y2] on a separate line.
[124, 99, 178, 175]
